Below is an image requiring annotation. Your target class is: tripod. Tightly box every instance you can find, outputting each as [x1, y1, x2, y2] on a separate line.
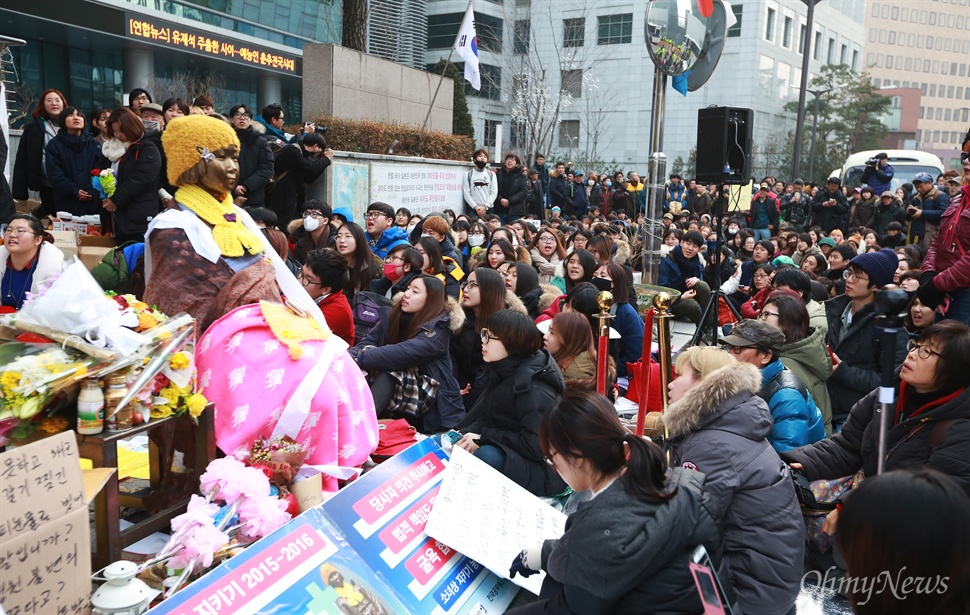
[689, 185, 744, 347]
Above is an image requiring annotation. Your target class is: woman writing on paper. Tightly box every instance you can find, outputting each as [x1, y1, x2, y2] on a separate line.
[505, 388, 723, 614]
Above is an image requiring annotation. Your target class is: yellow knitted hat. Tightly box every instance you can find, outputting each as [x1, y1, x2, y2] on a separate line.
[162, 115, 240, 186]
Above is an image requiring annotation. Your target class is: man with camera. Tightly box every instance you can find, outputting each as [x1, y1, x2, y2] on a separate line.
[811, 177, 848, 233]
[906, 172, 950, 248]
[861, 152, 894, 196]
[266, 131, 333, 225]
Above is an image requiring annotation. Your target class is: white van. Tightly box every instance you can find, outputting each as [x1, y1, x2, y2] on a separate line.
[839, 150, 944, 192]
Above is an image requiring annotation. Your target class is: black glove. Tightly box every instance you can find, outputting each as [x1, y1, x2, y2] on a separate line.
[509, 549, 540, 579]
[917, 278, 947, 310]
[919, 270, 937, 286]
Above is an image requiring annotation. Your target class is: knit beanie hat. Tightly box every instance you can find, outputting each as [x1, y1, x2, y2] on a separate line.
[849, 248, 897, 288]
[162, 115, 240, 186]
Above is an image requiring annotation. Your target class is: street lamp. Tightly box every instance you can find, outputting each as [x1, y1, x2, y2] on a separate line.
[791, 0, 824, 181]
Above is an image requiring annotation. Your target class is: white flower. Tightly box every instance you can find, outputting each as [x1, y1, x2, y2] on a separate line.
[226, 332, 244, 353]
[351, 408, 365, 426]
[231, 404, 249, 429]
[305, 411, 320, 428]
[198, 335, 212, 356]
[264, 367, 285, 391]
[199, 369, 212, 391]
[339, 443, 356, 460]
[228, 366, 246, 391]
[262, 339, 281, 355]
[330, 357, 344, 374]
[302, 345, 317, 359]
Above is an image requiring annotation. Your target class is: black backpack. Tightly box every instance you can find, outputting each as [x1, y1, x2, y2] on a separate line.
[350, 291, 392, 346]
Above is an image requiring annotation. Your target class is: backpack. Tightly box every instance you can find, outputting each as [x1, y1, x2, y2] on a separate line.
[350, 290, 392, 346]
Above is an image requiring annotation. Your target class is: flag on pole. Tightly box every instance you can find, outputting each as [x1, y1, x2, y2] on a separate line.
[454, 3, 481, 91]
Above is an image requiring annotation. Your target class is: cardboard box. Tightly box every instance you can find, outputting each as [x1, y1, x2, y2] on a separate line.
[0, 431, 115, 615]
[78, 235, 116, 271]
[49, 229, 78, 261]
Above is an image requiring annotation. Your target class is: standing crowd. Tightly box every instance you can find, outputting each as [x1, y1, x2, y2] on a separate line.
[3, 87, 970, 614]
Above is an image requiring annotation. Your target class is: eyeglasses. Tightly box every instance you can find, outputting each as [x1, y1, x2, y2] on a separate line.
[758, 310, 780, 321]
[364, 212, 387, 219]
[132, 94, 149, 102]
[3, 228, 34, 237]
[843, 270, 868, 282]
[726, 344, 745, 355]
[538, 236, 557, 243]
[298, 271, 324, 287]
[753, 273, 770, 279]
[303, 211, 325, 219]
[481, 328, 501, 344]
[233, 112, 252, 119]
[907, 340, 943, 360]
[385, 255, 405, 264]
[461, 280, 479, 291]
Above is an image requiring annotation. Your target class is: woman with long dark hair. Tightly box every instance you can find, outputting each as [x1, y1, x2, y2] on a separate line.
[455, 310, 567, 497]
[451, 268, 526, 410]
[760, 293, 833, 433]
[592, 261, 644, 377]
[45, 107, 107, 216]
[350, 274, 465, 433]
[12, 89, 67, 216]
[416, 235, 462, 299]
[500, 261, 543, 319]
[102, 107, 161, 243]
[334, 221, 380, 298]
[553, 248, 596, 294]
[543, 311, 611, 391]
[482, 238, 516, 270]
[504, 388, 722, 614]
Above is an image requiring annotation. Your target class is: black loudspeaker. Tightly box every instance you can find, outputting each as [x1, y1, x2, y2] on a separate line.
[696, 107, 753, 185]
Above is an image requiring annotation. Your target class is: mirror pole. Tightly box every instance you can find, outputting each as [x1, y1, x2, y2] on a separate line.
[644, 68, 667, 285]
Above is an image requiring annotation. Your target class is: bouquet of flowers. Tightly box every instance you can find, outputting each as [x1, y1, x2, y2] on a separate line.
[0, 343, 98, 444]
[141, 456, 295, 596]
[107, 292, 168, 332]
[136, 349, 208, 423]
[91, 168, 116, 199]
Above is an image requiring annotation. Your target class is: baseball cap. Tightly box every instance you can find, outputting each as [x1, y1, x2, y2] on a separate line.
[880, 191, 895, 199]
[912, 172, 934, 184]
[947, 176, 961, 185]
[139, 103, 164, 115]
[663, 213, 673, 220]
[818, 237, 837, 248]
[719, 319, 785, 351]
[574, 171, 584, 177]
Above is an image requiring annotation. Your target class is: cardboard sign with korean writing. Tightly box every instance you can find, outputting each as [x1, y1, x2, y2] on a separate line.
[323, 439, 518, 614]
[0, 431, 93, 615]
[369, 164, 466, 217]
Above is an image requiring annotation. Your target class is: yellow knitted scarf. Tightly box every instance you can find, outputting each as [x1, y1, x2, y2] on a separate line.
[174, 184, 264, 258]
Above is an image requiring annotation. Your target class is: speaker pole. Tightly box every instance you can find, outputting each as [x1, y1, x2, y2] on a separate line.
[644, 67, 667, 285]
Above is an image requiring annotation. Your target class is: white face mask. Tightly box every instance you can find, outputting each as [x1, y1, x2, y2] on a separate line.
[303, 216, 321, 232]
[421, 233, 431, 238]
[407, 224, 417, 234]
[468, 234, 485, 247]
[588, 179, 595, 186]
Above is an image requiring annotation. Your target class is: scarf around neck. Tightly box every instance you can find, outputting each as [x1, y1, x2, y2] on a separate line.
[175, 184, 264, 258]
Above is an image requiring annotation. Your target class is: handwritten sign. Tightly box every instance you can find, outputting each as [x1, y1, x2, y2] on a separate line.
[369, 163, 466, 216]
[125, 15, 299, 74]
[0, 432, 93, 615]
[426, 446, 568, 595]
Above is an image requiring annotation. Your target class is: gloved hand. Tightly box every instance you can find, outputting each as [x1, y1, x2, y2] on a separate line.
[917, 276, 947, 310]
[509, 547, 542, 579]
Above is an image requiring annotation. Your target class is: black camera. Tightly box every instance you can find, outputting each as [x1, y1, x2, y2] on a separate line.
[906, 205, 919, 219]
[791, 469, 836, 511]
[865, 157, 879, 166]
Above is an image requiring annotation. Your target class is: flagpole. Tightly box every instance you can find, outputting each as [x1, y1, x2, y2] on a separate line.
[415, 0, 473, 155]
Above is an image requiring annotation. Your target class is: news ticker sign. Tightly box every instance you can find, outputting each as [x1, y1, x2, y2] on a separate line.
[125, 14, 300, 75]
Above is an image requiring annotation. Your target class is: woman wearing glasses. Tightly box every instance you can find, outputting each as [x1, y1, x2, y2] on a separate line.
[504, 388, 723, 615]
[528, 229, 566, 288]
[0, 214, 64, 312]
[415, 236, 463, 300]
[228, 104, 274, 209]
[760, 293, 834, 434]
[369, 244, 423, 299]
[455, 309, 568, 498]
[350, 274, 465, 433]
[451, 269, 527, 410]
[783, 320, 970, 535]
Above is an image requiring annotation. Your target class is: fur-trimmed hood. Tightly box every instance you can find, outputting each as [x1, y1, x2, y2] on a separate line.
[505, 289, 528, 314]
[250, 120, 266, 135]
[468, 244, 532, 270]
[663, 362, 770, 440]
[537, 283, 561, 314]
[389, 292, 466, 334]
[611, 234, 632, 266]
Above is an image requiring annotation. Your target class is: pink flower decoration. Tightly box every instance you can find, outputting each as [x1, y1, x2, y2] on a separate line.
[170, 495, 219, 535]
[198, 456, 247, 500]
[237, 495, 291, 542]
[218, 465, 271, 505]
[170, 523, 228, 571]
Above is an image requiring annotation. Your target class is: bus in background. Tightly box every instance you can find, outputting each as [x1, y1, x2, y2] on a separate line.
[839, 150, 944, 192]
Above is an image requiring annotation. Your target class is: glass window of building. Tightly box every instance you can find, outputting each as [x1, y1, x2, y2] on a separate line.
[728, 5, 744, 38]
[597, 14, 633, 45]
[782, 16, 792, 48]
[558, 120, 580, 148]
[560, 70, 583, 98]
[563, 18, 585, 47]
[765, 8, 775, 41]
[514, 20, 530, 54]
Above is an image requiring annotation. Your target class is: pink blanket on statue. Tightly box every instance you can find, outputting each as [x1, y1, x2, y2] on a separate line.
[197, 304, 378, 492]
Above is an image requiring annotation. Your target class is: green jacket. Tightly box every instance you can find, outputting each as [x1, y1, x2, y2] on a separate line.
[90, 241, 142, 295]
[780, 326, 833, 435]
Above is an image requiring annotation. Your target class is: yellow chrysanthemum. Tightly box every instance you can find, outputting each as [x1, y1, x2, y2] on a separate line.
[150, 405, 174, 419]
[169, 352, 190, 371]
[159, 386, 180, 406]
[185, 394, 208, 419]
